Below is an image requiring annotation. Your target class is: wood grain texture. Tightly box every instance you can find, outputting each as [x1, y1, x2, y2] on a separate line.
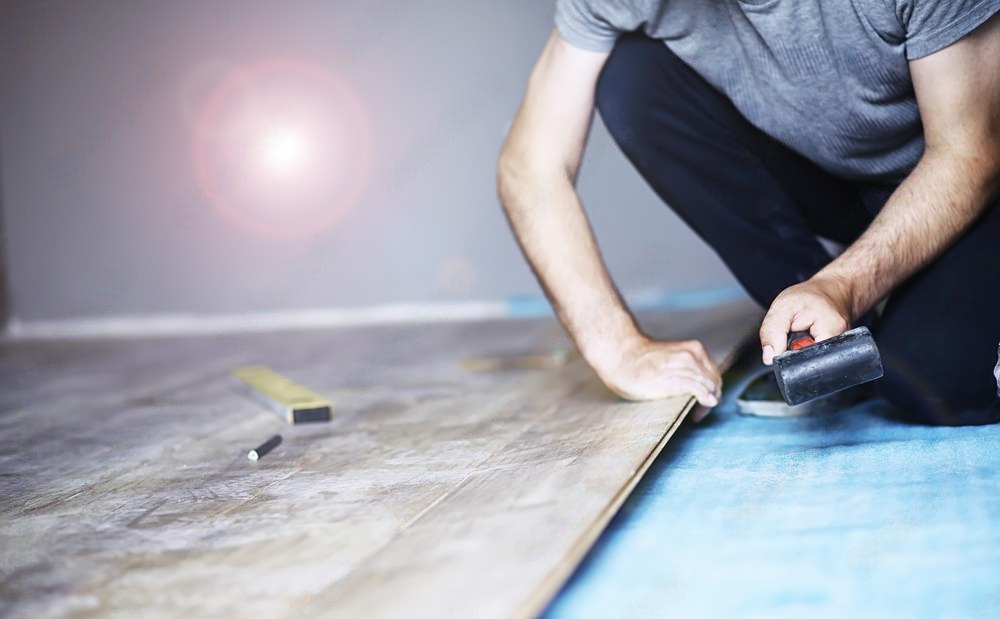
[0, 301, 759, 619]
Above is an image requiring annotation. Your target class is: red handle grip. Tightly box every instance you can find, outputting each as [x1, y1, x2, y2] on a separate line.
[787, 331, 815, 351]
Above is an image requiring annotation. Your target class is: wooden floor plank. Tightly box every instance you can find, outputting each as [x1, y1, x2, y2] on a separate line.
[0, 301, 759, 618]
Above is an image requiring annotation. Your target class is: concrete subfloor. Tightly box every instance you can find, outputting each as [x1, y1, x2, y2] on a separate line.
[545, 368, 1000, 618]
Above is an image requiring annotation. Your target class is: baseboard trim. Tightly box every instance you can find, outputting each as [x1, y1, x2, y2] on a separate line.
[3, 286, 747, 341]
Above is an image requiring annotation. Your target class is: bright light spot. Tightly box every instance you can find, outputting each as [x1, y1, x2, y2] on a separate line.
[258, 125, 308, 176]
[194, 61, 372, 238]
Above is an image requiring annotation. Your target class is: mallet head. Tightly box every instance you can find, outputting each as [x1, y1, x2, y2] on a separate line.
[774, 326, 883, 406]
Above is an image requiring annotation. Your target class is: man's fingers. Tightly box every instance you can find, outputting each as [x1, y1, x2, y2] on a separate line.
[695, 391, 719, 407]
[680, 344, 722, 399]
[634, 368, 719, 406]
[759, 277, 857, 365]
[614, 372, 718, 406]
[662, 367, 719, 407]
[759, 313, 793, 365]
[806, 314, 850, 343]
[760, 309, 851, 365]
[674, 341, 721, 388]
[692, 343, 723, 389]
[680, 376, 719, 407]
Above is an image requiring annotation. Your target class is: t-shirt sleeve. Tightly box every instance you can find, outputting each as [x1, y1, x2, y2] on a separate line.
[554, 0, 621, 52]
[899, 0, 1000, 59]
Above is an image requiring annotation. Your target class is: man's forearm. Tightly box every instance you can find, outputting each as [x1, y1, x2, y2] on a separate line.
[497, 160, 644, 373]
[493, 31, 640, 372]
[816, 149, 1000, 321]
[760, 148, 999, 362]
[497, 157, 722, 406]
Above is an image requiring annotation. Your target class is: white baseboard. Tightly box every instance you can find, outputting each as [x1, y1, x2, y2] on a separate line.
[3, 286, 747, 341]
[4, 301, 510, 341]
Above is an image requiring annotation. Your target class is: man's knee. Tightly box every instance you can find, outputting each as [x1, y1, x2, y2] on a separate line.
[878, 345, 1000, 427]
[994, 342, 1000, 397]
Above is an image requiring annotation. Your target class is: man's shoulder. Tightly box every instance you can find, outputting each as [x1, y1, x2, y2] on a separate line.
[893, 0, 1000, 59]
[554, 0, 663, 53]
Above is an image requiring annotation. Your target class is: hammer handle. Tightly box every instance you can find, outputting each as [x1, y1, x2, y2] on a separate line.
[787, 331, 815, 351]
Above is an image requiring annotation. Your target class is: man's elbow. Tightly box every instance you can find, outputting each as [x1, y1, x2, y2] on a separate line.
[919, 139, 1000, 200]
[496, 144, 518, 208]
[497, 142, 542, 214]
[498, 142, 576, 214]
[965, 147, 1000, 198]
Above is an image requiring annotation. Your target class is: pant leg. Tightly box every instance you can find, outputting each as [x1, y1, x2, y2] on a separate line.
[595, 32, 873, 308]
[873, 195, 1000, 426]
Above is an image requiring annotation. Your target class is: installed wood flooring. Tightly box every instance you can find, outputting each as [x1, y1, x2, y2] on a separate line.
[0, 301, 758, 618]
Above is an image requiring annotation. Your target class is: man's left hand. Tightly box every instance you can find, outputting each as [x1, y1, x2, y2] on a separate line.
[759, 275, 855, 365]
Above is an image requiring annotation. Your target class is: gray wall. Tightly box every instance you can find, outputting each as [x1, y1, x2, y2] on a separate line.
[0, 140, 8, 325]
[0, 0, 734, 323]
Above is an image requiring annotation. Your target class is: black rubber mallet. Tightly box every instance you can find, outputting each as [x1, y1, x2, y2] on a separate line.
[773, 326, 884, 406]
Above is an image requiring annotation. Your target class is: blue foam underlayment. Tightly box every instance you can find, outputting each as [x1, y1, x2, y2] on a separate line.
[504, 285, 747, 318]
[544, 396, 1000, 618]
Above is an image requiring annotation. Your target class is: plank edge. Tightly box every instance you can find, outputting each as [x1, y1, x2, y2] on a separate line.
[514, 397, 696, 619]
[517, 323, 760, 618]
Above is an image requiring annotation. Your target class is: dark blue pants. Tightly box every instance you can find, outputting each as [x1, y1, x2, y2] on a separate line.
[596, 33, 1000, 426]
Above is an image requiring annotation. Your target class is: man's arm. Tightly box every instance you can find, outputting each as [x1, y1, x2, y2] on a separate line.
[498, 30, 722, 406]
[760, 12, 1000, 363]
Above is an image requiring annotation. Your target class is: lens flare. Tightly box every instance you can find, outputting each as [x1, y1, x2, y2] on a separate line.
[258, 124, 309, 177]
[194, 61, 372, 238]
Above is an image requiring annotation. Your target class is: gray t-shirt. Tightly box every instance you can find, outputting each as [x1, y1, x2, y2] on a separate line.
[556, 0, 999, 183]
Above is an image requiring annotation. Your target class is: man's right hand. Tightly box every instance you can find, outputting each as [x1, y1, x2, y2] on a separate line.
[594, 338, 722, 407]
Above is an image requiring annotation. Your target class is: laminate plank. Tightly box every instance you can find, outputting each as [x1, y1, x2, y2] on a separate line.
[0, 301, 759, 618]
[300, 303, 757, 619]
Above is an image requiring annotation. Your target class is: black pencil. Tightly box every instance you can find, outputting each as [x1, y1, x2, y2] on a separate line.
[247, 434, 282, 461]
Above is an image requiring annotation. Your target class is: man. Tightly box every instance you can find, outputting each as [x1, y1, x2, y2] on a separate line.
[497, 1, 1000, 425]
